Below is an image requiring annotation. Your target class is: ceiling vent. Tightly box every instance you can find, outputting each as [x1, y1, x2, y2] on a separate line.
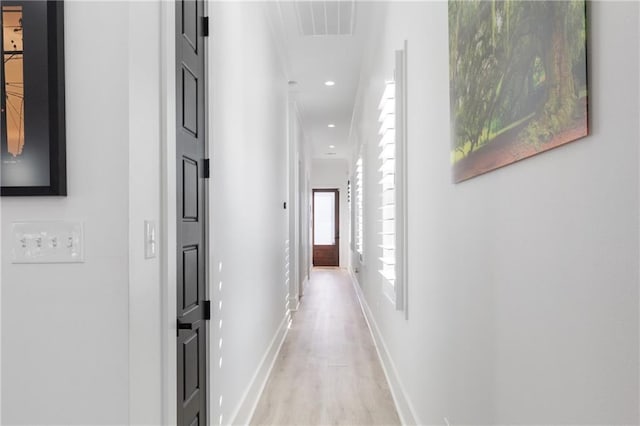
[294, 1, 355, 36]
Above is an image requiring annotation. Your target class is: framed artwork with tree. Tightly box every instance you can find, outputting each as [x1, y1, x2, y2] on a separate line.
[1, 1, 66, 196]
[449, 0, 588, 183]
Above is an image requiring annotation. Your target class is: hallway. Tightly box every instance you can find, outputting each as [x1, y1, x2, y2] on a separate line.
[251, 268, 400, 425]
[0, 1, 638, 425]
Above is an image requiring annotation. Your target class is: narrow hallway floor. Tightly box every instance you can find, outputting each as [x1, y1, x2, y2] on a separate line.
[251, 268, 401, 425]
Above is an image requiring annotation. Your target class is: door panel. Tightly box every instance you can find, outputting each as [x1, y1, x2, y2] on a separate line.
[182, 159, 199, 220]
[182, 247, 199, 309]
[312, 189, 339, 266]
[176, 1, 207, 425]
[181, 67, 198, 135]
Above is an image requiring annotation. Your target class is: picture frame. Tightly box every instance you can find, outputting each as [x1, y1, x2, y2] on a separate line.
[1, 0, 66, 196]
[448, 0, 588, 183]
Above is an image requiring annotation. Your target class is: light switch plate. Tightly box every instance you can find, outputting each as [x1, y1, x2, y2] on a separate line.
[12, 221, 84, 264]
[144, 220, 157, 259]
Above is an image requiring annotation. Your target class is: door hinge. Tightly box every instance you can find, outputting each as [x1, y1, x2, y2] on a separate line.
[202, 16, 210, 37]
[203, 158, 210, 179]
[203, 300, 211, 320]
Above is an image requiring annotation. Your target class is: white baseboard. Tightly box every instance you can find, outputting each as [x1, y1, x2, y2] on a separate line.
[300, 275, 309, 297]
[288, 296, 301, 311]
[348, 270, 420, 426]
[229, 314, 289, 426]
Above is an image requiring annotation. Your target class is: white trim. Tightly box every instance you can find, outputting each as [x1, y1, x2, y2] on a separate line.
[288, 296, 301, 312]
[395, 42, 409, 318]
[301, 275, 310, 296]
[203, 0, 211, 424]
[160, 2, 177, 425]
[229, 314, 290, 426]
[637, 5, 640, 421]
[348, 269, 420, 426]
[287, 100, 301, 307]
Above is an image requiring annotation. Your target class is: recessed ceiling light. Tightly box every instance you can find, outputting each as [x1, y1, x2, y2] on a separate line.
[329, 145, 336, 149]
[324, 81, 335, 87]
[328, 124, 336, 128]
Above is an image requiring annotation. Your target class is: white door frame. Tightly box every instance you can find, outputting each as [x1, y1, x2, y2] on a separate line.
[287, 100, 301, 310]
[160, 2, 178, 424]
[159, 2, 212, 423]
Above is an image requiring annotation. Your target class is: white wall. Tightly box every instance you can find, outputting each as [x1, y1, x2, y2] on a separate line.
[351, 1, 639, 424]
[208, 2, 290, 424]
[1, 2, 131, 424]
[311, 159, 350, 268]
[128, 2, 163, 425]
[0, 2, 167, 424]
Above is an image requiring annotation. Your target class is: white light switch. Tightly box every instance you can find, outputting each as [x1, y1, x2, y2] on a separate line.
[12, 221, 84, 264]
[144, 220, 157, 259]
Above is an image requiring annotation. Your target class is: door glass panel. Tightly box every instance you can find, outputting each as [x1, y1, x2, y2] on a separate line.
[2, 6, 25, 158]
[314, 192, 335, 245]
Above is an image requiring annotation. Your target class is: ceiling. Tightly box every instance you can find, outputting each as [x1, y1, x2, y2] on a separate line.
[269, 1, 377, 160]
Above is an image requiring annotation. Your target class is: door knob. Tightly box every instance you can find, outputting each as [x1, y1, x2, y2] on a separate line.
[177, 319, 201, 330]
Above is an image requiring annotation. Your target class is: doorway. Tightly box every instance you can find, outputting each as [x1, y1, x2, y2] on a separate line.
[312, 188, 339, 267]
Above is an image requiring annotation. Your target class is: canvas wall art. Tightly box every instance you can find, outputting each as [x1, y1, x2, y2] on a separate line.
[449, 0, 588, 183]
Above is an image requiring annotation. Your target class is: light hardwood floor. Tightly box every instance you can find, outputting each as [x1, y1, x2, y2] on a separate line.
[250, 268, 401, 426]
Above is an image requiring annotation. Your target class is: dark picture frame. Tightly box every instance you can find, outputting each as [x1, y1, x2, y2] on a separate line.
[1, 0, 66, 196]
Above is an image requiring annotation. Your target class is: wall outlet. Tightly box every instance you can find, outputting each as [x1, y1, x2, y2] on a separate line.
[12, 221, 84, 264]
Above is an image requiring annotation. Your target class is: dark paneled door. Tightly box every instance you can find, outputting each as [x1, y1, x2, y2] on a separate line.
[176, 1, 208, 425]
[312, 189, 339, 266]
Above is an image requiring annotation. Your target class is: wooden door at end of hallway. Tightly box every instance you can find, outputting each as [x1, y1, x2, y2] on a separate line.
[176, 1, 208, 425]
[312, 189, 339, 267]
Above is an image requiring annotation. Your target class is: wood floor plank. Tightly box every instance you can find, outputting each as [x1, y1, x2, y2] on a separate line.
[250, 268, 401, 426]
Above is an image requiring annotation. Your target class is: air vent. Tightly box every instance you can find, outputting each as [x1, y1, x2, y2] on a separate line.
[294, 1, 355, 36]
[325, 152, 337, 156]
